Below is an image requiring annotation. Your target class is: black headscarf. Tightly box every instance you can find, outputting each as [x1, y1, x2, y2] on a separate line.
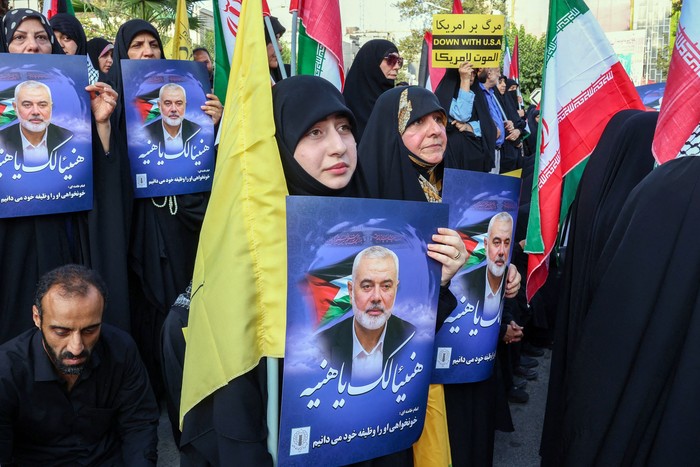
[343, 39, 398, 141]
[540, 109, 658, 466]
[264, 16, 288, 83]
[358, 85, 460, 202]
[264, 16, 286, 44]
[49, 13, 87, 54]
[559, 155, 700, 465]
[0, 9, 64, 54]
[434, 68, 495, 172]
[107, 19, 164, 102]
[87, 37, 111, 68]
[272, 75, 365, 197]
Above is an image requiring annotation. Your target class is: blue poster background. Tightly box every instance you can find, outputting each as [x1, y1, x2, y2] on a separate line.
[431, 169, 520, 384]
[279, 196, 448, 466]
[0, 55, 92, 218]
[121, 60, 215, 198]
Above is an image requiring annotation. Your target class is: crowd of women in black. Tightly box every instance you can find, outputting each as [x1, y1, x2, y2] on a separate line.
[2, 6, 695, 467]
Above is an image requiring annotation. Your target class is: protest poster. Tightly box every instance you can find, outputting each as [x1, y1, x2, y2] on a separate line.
[121, 59, 215, 198]
[0, 54, 92, 218]
[432, 14, 505, 68]
[279, 196, 448, 466]
[432, 169, 520, 384]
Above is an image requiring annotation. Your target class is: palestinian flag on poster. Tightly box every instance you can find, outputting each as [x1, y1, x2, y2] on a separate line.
[0, 86, 17, 127]
[291, 0, 345, 91]
[42, 0, 74, 19]
[212, 0, 242, 104]
[524, 0, 643, 301]
[652, 0, 700, 164]
[304, 256, 355, 327]
[456, 216, 491, 272]
[134, 89, 161, 123]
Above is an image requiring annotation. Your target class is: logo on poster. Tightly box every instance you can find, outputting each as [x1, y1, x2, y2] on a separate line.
[290, 426, 311, 455]
[435, 347, 452, 369]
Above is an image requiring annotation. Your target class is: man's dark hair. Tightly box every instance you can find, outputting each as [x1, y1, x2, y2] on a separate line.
[192, 47, 211, 58]
[34, 264, 108, 317]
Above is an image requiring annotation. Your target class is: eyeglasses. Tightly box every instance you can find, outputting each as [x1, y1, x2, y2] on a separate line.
[383, 53, 404, 68]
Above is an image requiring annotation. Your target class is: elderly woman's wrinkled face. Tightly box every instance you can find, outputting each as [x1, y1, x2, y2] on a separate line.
[8, 18, 52, 54]
[293, 113, 358, 189]
[127, 32, 161, 59]
[401, 111, 447, 165]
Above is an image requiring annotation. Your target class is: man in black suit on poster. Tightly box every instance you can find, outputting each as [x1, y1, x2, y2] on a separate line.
[317, 245, 416, 385]
[0, 80, 74, 173]
[143, 83, 201, 158]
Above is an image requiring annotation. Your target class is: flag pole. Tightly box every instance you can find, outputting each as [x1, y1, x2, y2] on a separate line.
[266, 357, 279, 466]
[290, 0, 300, 77]
[264, 16, 287, 80]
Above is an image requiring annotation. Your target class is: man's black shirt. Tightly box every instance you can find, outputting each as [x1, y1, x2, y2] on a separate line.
[0, 324, 159, 466]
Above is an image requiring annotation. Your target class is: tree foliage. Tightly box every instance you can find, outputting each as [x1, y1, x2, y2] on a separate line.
[504, 23, 545, 98]
[72, 0, 200, 41]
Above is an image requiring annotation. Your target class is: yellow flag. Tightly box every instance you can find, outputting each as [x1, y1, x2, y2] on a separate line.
[165, 0, 193, 60]
[179, 0, 288, 427]
[413, 384, 452, 467]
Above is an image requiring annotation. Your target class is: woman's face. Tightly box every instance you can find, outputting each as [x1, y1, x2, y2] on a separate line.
[401, 111, 447, 165]
[99, 50, 113, 73]
[293, 113, 358, 189]
[127, 32, 161, 59]
[8, 18, 53, 54]
[54, 31, 77, 55]
[379, 52, 403, 80]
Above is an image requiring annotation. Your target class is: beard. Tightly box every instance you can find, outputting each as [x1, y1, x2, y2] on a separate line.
[163, 115, 183, 127]
[19, 117, 49, 134]
[354, 306, 390, 331]
[41, 332, 90, 375]
[487, 256, 506, 279]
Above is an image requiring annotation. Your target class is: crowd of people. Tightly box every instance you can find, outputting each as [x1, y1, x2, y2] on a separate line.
[0, 5, 694, 467]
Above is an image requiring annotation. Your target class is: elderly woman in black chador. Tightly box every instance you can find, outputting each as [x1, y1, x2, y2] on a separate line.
[343, 39, 403, 141]
[358, 85, 523, 466]
[0, 9, 120, 343]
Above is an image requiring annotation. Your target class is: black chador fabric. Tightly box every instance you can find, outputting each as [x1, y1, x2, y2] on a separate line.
[358, 85, 469, 202]
[435, 68, 493, 172]
[264, 16, 289, 83]
[48, 13, 87, 54]
[110, 20, 209, 393]
[540, 109, 658, 466]
[272, 75, 366, 197]
[87, 37, 111, 72]
[343, 39, 397, 141]
[0, 10, 87, 344]
[559, 155, 700, 466]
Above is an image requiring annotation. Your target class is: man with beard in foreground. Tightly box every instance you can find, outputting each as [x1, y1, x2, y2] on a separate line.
[0, 264, 159, 466]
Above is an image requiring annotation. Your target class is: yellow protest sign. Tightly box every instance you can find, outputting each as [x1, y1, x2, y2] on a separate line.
[432, 14, 505, 68]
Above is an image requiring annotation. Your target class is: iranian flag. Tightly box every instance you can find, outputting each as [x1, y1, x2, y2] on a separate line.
[524, 0, 643, 301]
[509, 35, 519, 80]
[652, 0, 700, 164]
[212, 0, 242, 103]
[291, 0, 345, 91]
[503, 36, 512, 79]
